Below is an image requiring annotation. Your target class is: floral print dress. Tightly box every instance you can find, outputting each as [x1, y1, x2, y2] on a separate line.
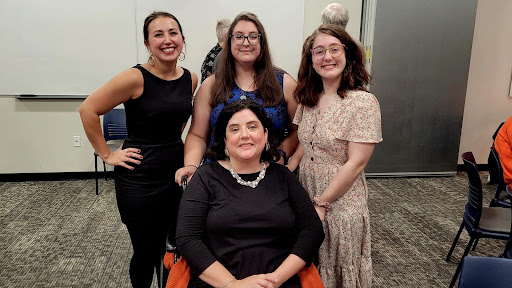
[293, 90, 382, 288]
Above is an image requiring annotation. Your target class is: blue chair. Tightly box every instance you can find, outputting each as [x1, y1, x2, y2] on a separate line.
[94, 109, 127, 195]
[457, 256, 512, 287]
[446, 152, 511, 288]
[489, 147, 511, 208]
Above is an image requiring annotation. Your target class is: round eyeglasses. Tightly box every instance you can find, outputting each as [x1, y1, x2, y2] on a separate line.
[311, 44, 345, 60]
[231, 33, 261, 45]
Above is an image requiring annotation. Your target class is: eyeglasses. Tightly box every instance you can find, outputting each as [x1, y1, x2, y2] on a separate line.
[231, 33, 261, 45]
[311, 44, 345, 60]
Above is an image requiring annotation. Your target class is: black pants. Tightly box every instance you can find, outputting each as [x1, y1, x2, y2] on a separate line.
[116, 186, 181, 288]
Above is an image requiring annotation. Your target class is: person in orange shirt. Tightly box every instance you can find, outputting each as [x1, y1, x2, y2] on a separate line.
[494, 116, 512, 190]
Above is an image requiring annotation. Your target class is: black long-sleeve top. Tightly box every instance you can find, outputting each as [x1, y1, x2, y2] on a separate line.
[176, 161, 324, 287]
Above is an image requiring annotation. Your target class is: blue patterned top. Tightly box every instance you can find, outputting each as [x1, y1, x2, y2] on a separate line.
[208, 70, 288, 146]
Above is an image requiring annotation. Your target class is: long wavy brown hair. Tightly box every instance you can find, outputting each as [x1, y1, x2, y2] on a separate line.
[210, 12, 282, 107]
[295, 24, 370, 107]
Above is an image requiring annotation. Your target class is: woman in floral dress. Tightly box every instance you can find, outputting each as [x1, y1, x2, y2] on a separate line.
[288, 24, 382, 288]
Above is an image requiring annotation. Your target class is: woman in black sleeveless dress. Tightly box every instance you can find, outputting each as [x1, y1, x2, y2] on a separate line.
[79, 11, 198, 287]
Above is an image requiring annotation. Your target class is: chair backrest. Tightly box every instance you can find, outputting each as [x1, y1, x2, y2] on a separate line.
[103, 109, 127, 141]
[490, 146, 507, 192]
[461, 152, 483, 227]
[458, 256, 512, 287]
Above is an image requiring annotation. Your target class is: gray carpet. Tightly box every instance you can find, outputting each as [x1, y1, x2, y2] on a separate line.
[0, 172, 508, 287]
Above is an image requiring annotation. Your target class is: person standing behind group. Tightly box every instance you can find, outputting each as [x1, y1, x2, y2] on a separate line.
[79, 11, 197, 288]
[200, 18, 232, 83]
[321, 3, 365, 63]
[288, 24, 382, 287]
[321, 3, 350, 29]
[176, 11, 298, 184]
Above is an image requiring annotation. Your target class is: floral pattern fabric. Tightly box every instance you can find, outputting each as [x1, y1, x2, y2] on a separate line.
[293, 90, 382, 288]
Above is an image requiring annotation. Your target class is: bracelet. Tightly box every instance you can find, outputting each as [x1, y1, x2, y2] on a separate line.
[313, 195, 332, 211]
[220, 276, 236, 288]
[185, 164, 198, 170]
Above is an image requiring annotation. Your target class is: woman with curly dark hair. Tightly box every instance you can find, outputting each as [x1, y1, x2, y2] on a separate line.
[175, 99, 324, 288]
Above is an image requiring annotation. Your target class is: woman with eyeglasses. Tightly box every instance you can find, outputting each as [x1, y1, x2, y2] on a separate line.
[288, 25, 382, 287]
[175, 11, 298, 185]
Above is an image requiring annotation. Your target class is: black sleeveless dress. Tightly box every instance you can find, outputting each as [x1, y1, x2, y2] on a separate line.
[114, 65, 192, 278]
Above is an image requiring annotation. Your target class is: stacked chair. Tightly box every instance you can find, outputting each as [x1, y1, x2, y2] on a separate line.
[446, 152, 511, 288]
[457, 256, 512, 287]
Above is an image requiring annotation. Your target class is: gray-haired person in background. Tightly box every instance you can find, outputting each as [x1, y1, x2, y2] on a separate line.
[321, 3, 350, 28]
[200, 18, 232, 83]
[321, 3, 366, 62]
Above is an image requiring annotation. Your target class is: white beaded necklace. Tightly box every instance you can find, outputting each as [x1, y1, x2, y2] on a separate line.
[227, 160, 266, 188]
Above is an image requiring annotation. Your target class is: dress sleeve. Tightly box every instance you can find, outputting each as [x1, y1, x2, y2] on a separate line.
[292, 104, 304, 126]
[336, 91, 383, 143]
[175, 168, 217, 276]
[285, 168, 325, 264]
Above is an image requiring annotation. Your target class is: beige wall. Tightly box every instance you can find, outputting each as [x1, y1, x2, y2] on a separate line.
[458, 0, 512, 164]
[1, 0, 511, 174]
[0, 98, 96, 173]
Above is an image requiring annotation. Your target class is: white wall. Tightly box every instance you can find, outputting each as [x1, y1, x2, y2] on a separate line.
[458, 0, 512, 164]
[136, 0, 303, 82]
[1, 0, 510, 174]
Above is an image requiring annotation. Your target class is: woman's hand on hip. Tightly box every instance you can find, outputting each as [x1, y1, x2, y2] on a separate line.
[103, 147, 142, 170]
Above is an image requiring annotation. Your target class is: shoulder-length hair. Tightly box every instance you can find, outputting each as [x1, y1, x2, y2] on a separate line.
[205, 99, 280, 162]
[210, 12, 282, 108]
[295, 24, 370, 107]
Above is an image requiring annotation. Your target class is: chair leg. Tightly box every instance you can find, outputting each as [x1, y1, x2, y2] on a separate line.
[103, 161, 107, 181]
[446, 222, 464, 261]
[158, 252, 169, 288]
[159, 253, 165, 288]
[94, 154, 99, 195]
[449, 237, 475, 288]
[471, 238, 479, 251]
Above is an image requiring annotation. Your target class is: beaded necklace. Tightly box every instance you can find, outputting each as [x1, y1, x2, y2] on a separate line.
[227, 160, 266, 188]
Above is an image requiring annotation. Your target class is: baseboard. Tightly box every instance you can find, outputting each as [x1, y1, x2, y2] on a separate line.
[0, 171, 114, 182]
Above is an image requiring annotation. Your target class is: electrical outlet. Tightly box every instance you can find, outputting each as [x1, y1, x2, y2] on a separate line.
[73, 136, 81, 147]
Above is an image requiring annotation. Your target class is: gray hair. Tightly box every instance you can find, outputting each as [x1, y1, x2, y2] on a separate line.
[321, 3, 349, 29]
[216, 18, 232, 42]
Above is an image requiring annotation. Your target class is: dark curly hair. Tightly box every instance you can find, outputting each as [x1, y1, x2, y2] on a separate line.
[205, 99, 280, 162]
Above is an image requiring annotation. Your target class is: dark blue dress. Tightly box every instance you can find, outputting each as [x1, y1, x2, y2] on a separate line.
[208, 70, 288, 146]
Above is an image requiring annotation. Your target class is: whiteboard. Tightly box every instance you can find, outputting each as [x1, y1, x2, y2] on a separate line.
[0, 0, 303, 96]
[0, 0, 137, 95]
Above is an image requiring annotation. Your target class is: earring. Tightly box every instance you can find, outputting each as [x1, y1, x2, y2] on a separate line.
[265, 141, 270, 151]
[148, 54, 155, 65]
[179, 51, 185, 61]
[224, 147, 230, 158]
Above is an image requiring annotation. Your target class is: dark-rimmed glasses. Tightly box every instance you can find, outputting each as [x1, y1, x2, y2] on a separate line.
[311, 44, 345, 60]
[231, 33, 261, 45]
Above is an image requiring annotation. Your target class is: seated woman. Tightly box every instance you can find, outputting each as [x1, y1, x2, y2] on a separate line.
[175, 99, 324, 288]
